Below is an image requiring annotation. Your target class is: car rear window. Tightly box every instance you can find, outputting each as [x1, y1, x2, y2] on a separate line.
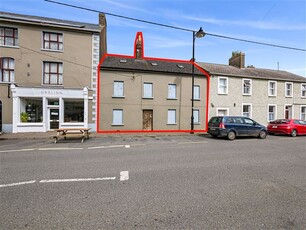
[270, 119, 290, 124]
[209, 117, 223, 124]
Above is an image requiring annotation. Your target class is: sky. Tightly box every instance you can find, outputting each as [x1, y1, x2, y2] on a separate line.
[1, 0, 306, 77]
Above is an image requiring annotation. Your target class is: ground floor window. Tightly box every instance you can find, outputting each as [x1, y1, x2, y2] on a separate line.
[113, 109, 123, 125]
[301, 106, 306, 120]
[217, 108, 229, 116]
[64, 99, 84, 122]
[242, 104, 252, 118]
[20, 98, 43, 122]
[167, 109, 176, 124]
[193, 109, 199, 124]
[268, 105, 276, 121]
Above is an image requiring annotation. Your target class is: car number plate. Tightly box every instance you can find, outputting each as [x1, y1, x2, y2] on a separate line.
[210, 128, 216, 130]
[272, 125, 277, 128]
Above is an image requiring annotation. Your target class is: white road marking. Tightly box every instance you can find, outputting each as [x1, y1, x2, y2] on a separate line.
[38, 147, 84, 151]
[125, 145, 130, 148]
[0, 148, 35, 153]
[39, 177, 116, 183]
[0, 180, 36, 188]
[88, 145, 124, 150]
[120, 171, 129, 181]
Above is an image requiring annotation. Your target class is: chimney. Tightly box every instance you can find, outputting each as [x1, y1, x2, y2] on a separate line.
[229, 51, 245, 68]
[99, 13, 107, 59]
[134, 32, 144, 59]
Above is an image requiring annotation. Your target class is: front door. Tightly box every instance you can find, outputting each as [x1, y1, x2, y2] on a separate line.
[48, 108, 59, 130]
[143, 110, 153, 131]
[285, 105, 292, 119]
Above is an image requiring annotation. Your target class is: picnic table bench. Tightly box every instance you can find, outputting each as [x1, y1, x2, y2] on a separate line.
[54, 128, 91, 143]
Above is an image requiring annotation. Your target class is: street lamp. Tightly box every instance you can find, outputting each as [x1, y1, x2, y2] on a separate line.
[191, 27, 205, 133]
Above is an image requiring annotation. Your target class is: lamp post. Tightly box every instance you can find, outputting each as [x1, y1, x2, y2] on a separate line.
[191, 27, 205, 133]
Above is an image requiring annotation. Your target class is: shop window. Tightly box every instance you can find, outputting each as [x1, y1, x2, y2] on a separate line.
[64, 99, 84, 122]
[20, 98, 43, 122]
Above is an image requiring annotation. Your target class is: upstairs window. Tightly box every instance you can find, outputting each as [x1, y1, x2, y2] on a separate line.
[242, 79, 252, 95]
[0, 57, 15, 82]
[268, 81, 277, 97]
[113, 81, 124, 97]
[143, 82, 153, 98]
[285, 82, 293, 97]
[301, 84, 306, 98]
[194, 85, 200, 100]
[43, 62, 63, 85]
[168, 84, 177, 99]
[0, 27, 18, 47]
[43, 32, 63, 51]
[218, 77, 228, 94]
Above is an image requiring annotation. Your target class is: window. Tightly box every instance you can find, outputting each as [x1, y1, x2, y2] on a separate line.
[64, 99, 84, 122]
[168, 84, 176, 99]
[242, 79, 252, 95]
[112, 109, 123, 125]
[143, 83, 153, 98]
[113, 81, 124, 97]
[194, 85, 200, 100]
[268, 81, 277, 96]
[242, 104, 252, 118]
[193, 109, 199, 124]
[20, 98, 43, 122]
[285, 82, 293, 97]
[0, 58, 14, 82]
[43, 62, 63, 85]
[301, 84, 306, 98]
[43, 32, 63, 51]
[218, 77, 228, 94]
[268, 105, 276, 121]
[167, 109, 176, 124]
[217, 108, 229, 116]
[301, 106, 306, 120]
[0, 27, 18, 46]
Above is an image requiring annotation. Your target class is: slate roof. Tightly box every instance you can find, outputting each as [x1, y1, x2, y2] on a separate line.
[0, 11, 100, 32]
[100, 56, 206, 76]
[198, 62, 306, 83]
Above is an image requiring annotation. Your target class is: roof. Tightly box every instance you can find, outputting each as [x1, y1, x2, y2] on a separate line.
[0, 11, 101, 32]
[198, 62, 306, 82]
[100, 55, 206, 76]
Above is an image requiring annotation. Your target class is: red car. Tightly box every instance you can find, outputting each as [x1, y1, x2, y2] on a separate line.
[267, 119, 306, 137]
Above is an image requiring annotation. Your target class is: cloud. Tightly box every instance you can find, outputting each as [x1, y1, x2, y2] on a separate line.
[183, 16, 306, 31]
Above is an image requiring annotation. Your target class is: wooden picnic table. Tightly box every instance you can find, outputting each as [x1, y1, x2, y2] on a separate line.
[54, 128, 91, 143]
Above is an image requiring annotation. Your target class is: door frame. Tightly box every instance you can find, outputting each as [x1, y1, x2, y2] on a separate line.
[142, 109, 153, 131]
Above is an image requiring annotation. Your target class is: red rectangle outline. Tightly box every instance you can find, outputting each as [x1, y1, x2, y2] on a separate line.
[97, 53, 210, 134]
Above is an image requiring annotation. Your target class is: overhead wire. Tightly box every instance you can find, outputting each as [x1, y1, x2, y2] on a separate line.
[44, 0, 306, 52]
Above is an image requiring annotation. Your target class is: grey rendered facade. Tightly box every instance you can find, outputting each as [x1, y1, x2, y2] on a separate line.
[98, 33, 209, 133]
[198, 53, 306, 126]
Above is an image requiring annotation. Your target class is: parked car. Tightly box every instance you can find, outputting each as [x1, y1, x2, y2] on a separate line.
[267, 119, 306, 137]
[208, 116, 267, 140]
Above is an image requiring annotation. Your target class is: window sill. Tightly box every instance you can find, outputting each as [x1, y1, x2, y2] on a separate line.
[143, 97, 154, 99]
[112, 96, 125, 98]
[268, 95, 277, 97]
[167, 123, 177, 125]
[167, 98, 177, 100]
[41, 48, 64, 53]
[242, 94, 252, 96]
[285, 96, 293, 98]
[193, 99, 201, 101]
[0, 45, 19, 49]
[111, 124, 124, 126]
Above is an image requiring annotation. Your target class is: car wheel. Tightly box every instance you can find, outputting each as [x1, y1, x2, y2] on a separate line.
[227, 131, 236, 140]
[291, 129, 297, 137]
[258, 130, 267, 139]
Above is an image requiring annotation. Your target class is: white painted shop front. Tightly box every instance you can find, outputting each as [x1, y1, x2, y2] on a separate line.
[11, 85, 89, 133]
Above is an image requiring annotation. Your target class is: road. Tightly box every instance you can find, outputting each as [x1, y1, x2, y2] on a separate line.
[1, 134, 305, 229]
